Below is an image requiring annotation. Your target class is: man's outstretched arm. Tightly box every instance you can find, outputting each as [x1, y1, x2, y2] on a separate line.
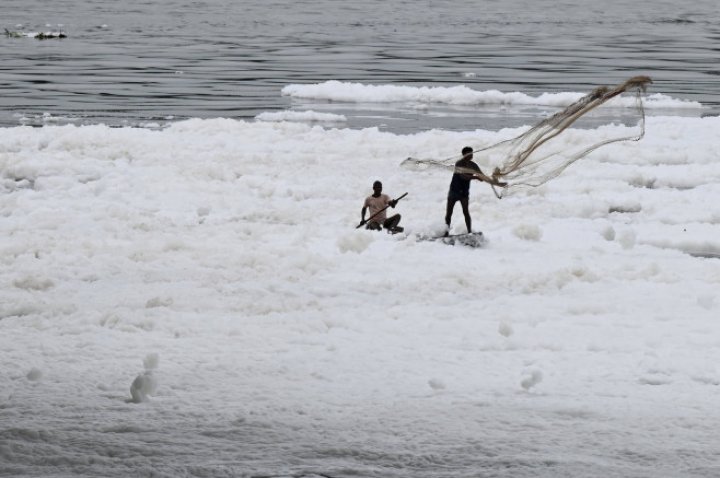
[473, 171, 507, 187]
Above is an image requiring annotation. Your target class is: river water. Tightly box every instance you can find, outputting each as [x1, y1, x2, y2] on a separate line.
[1, 0, 718, 132]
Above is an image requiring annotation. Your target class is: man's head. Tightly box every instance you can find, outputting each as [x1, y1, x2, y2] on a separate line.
[461, 146, 473, 159]
[372, 180, 382, 195]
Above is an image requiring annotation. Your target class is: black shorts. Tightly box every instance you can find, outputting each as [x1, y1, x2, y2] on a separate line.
[447, 190, 469, 203]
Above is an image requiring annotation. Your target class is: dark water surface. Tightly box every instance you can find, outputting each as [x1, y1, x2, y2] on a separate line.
[1, 0, 718, 131]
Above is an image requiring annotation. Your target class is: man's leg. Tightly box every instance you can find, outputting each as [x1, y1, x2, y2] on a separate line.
[445, 198, 457, 236]
[460, 197, 472, 233]
[383, 214, 402, 231]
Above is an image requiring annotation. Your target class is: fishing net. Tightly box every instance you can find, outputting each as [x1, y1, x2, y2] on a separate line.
[401, 76, 652, 198]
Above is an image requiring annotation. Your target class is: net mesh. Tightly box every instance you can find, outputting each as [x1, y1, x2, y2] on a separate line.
[401, 76, 652, 198]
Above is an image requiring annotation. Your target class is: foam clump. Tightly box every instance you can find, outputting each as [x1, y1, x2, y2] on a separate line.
[145, 297, 174, 308]
[27, 368, 43, 381]
[601, 225, 616, 241]
[521, 369, 543, 391]
[336, 231, 374, 253]
[143, 353, 159, 370]
[618, 229, 636, 249]
[513, 224, 542, 241]
[498, 322, 514, 338]
[130, 353, 159, 403]
[13, 276, 55, 291]
[697, 295, 715, 310]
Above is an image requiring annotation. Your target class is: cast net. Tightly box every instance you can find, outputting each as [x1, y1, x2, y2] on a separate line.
[401, 76, 652, 198]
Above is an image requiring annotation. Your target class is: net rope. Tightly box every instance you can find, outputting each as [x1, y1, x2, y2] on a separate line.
[401, 76, 653, 198]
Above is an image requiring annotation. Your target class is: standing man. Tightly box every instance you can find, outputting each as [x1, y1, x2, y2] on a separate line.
[445, 146, 505, 235]
[361, 180, 403, 233]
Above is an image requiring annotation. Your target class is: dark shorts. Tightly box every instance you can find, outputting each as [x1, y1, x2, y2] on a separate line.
[447, 189, 469, 203]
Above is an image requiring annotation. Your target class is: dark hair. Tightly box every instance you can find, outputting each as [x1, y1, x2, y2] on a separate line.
[373, 180, 382, 188]
[462, 146, 473, 155]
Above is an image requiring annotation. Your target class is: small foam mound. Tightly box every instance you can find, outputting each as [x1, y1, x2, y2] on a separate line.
[601, 225, 616, 241]
[513, 224, 542, 241]
[13, 276, 55, 291]
[336, 231, 374, 254]
[145, 297, 174, 308]
[521, 369, 543, 391]
[697, 295, 715, 309]
[130, 372, 157, 403]
[129, 353, 159, 403]
[618, 229, 637, 249]
[26, 368, 43, 381]
[498, 322, 514, 338]
[143, 353, 159, 371]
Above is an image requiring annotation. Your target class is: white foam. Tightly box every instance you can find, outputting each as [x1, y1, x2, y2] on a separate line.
[1, 112, 719, 475]
[255, 110, 347, 123]
[282, 80, 703, 109]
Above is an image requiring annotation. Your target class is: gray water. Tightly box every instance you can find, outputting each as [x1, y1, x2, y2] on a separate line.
[1, 0, 718, 132]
